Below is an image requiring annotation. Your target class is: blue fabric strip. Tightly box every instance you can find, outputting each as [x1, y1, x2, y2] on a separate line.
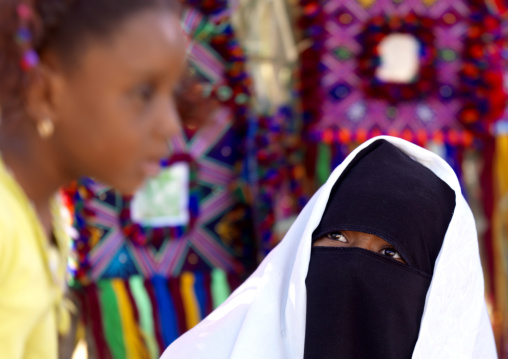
[193, 272, 207, 319]
[151, 275, 179, 346]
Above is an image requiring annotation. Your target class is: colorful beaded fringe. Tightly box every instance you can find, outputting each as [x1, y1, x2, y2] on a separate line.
[80, 269, 240, 359]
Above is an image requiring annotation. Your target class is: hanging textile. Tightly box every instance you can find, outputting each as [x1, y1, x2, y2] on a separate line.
[299, 0, 505, 140]
[297, 1, 507, 353]
[64, 1, 256, 357]
[298, 0, 506, 179]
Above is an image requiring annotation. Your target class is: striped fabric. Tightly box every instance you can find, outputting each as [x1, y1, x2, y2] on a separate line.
[80, 269, 237, 359]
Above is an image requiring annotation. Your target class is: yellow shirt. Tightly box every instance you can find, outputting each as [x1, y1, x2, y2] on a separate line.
[0, 158, 69, 359]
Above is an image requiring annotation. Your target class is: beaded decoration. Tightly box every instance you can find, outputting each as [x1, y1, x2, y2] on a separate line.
[16, 3, 39, 71]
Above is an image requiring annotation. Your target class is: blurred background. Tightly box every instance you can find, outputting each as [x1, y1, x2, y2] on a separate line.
[63, 0, 508, 358]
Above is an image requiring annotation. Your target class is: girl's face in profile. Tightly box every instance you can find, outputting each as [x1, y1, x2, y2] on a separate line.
[313, 230, 406, 264]
[41, 9, 186, 193]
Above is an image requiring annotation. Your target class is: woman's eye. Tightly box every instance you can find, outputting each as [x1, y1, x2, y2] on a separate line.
[327, 232, 347, 243]
[380, 247, 401, 260]
[134, 83, 155, 102]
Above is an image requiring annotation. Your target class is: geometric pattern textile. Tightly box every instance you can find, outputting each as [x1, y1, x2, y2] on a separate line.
[62, 2, 257, 357]
[70, 108, 252, 282]
[299, 0, 506, 145]
[66, 3, 256, 287]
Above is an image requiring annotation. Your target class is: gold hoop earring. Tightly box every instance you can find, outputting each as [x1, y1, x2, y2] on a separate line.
[37, 118, 54, 139]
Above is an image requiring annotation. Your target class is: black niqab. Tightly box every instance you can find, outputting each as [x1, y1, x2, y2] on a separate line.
[304, 140, 455, 359]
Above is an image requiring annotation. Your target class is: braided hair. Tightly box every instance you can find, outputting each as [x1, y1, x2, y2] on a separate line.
[0, 0, 180, 119]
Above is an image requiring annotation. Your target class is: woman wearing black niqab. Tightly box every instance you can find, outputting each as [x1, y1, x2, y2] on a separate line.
[162, 137, 496, 359]
[305, 139, 455, 359]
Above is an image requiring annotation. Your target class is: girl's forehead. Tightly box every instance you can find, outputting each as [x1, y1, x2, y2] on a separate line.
[60, 11, 186, 87]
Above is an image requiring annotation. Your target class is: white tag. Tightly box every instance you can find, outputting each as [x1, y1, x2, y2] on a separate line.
[131, 162, 190, 227]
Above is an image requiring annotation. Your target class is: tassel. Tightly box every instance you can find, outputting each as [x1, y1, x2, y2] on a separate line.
[480, 137, 496, 300]
[330, 143, 342, 170]
[98, 281, 127, 359]
[493, 134, 508, 347]
[168, 277, 187, 335]
[143, 280, 165, 352]
[316, 142, 332, 186]
[180, 272, 201, 330]
[129, 277, 160, 359]
[211, 269, 231, 309]
[204, 272, 214, 314]
[151, 276, 179, 347]
[111, 280, 150, 359]
[444, 143, 466, 198]
[84, 286, 112, 359]
[193, 272, 208, 322]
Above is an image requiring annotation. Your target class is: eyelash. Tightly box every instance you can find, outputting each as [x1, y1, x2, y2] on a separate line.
[326, 232, 402, 260]
[379, 247, 402, 260]
[327, 232, 347, 243]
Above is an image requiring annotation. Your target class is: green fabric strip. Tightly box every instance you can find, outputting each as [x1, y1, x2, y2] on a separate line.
[211, 269, 231, 309]
[129, 277, 160, 359]
[98, 281, 127, 359]
[316, 143, 332, 186]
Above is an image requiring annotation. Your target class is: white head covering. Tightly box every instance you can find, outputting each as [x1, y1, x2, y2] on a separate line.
[161, 136, 497, 359]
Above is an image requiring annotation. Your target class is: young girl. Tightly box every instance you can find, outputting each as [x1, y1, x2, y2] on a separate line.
[0, 0, 185, 358]
[161, 136, 496, 358]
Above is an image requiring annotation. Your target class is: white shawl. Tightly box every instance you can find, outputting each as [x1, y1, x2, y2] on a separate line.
[161, 136, 497, 359]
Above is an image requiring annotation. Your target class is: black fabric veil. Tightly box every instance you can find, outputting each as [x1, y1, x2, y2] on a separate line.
[304, 140, 455, 359]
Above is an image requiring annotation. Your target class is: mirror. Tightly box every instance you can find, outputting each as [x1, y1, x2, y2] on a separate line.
[375, 33, 421, 84]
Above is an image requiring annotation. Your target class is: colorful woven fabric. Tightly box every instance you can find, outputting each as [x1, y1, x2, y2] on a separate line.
[80, 270, 238, 358]
[63, 2, 257, 357]
[299, 0, 506, 145]
[66, 1, 256, 287]
[254, 106, 307, 252]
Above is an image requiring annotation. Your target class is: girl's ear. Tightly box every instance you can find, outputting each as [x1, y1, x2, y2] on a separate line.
[24, 53, 66, 130]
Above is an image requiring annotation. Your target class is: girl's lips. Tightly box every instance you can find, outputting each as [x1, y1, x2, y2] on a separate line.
[142, 160, 161, 177]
